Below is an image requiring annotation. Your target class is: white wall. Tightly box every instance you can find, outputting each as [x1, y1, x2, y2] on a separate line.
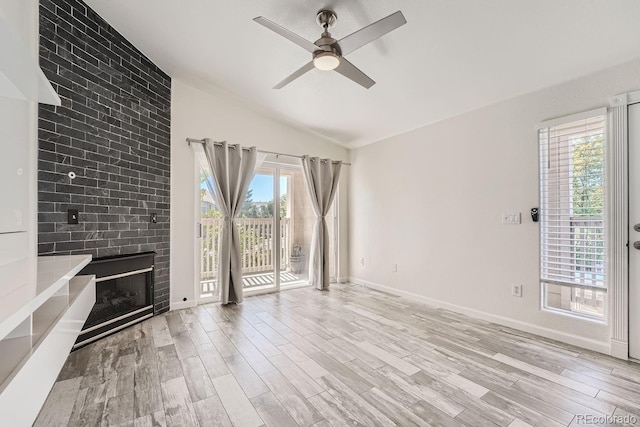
[349, 58, 640, 353]
[170, 79, 350, 309]
[0, 0, 39, 265]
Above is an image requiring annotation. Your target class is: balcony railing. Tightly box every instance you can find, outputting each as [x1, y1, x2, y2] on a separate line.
[201, 217, 291, 281]
[570, 216, 605, 288]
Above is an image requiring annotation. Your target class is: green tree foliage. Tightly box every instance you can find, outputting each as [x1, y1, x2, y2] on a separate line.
[570, 134, 605, 270]
[571, 135, 604, 217]
[280, 194, 287, 218]
[239, 194, 287, 219]
[239, 189, 255, 217]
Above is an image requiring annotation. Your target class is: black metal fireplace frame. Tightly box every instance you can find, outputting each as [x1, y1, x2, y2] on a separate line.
[73, 251, 155, 349]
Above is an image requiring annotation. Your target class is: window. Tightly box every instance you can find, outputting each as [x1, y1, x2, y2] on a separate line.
[539, 111, 607, 319]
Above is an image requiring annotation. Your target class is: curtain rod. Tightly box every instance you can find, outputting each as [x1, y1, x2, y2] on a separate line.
[186, 137, 351, 166]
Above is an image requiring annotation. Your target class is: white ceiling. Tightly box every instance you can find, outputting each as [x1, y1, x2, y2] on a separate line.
[85, 0, 640, 147]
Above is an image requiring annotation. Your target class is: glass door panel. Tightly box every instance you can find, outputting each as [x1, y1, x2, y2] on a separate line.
[281, 164, 337, 288]
[327, 197, 337, 282]
[199, 167, 220, 302]
[240, 167, 277, 294]
[281, 167, 309, 287]
[198, 165, 278, 299]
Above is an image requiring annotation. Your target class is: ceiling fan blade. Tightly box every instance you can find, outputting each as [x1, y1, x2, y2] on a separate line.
[273, 61, 315, 89]
[334, 58, 375, 89]
[253, 16, 319, 53]
[338, 11, 406, 56]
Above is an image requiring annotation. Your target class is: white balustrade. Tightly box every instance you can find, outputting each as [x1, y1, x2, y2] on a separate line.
[201, 217, 291, 283]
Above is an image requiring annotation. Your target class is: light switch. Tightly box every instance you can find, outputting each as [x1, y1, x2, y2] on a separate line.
[502, 212, 521, 225]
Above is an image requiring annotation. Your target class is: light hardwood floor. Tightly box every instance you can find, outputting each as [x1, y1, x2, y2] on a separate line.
[36, 283, 640, 426]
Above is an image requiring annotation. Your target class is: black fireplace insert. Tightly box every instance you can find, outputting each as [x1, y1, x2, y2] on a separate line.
[74, 252, 155, 349]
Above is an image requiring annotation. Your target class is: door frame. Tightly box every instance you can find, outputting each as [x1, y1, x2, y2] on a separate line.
[608, 91, 640, 360]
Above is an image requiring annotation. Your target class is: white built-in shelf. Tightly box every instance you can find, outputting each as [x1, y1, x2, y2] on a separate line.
[0, 255, 95, 427]
[0, 4, 60, 105]
[0, 255, 91, 340]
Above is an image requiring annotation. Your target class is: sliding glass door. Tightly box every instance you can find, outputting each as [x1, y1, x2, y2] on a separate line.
[196, 158, 337, 302]
[237, 166, 277, 294]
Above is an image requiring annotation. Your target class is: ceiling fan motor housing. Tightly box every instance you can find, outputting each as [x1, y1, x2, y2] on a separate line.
[314, 35, 340, 55]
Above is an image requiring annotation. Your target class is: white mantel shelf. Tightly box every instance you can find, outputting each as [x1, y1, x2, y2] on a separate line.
[0, 255, 95, 427]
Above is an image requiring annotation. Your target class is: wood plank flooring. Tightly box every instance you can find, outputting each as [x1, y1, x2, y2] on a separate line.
[36, 283, 640, 426]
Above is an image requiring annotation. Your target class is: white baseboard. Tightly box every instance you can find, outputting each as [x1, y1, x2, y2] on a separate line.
[337, 276, 348, 284]
[348, 277, 611, 355]
[610, 339, 629, 360]
[170, 300, 197, 311]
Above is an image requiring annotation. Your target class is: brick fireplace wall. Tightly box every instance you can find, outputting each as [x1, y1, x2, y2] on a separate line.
[37, 0, 171, 313]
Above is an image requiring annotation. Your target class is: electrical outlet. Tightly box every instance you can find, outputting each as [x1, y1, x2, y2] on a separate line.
[512, 284, 523, 297]
[68, 209, 79, 225]
[392, 264, 398, 272]
[359, 257, 365, 266]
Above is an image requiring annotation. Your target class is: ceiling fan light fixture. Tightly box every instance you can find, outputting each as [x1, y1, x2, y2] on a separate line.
[313, 52, 340, 71]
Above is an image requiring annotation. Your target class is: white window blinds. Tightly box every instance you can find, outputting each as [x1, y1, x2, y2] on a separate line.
[539, 113, 607, 292]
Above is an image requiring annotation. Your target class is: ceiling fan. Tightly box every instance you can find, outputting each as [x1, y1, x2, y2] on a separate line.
[253, 9, 407, 89]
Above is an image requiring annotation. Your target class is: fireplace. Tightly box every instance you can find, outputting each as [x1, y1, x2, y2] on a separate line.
[74, 252, 155, 349]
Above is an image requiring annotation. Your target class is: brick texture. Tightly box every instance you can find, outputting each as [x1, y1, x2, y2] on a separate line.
[37, 0, 171, 314]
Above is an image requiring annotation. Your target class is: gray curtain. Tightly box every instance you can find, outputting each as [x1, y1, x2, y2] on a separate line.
[302, 156, 342, 290]
[203, 139, 257, 304]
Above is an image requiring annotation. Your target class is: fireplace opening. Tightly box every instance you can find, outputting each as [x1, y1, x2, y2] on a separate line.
[85, 269, 151, 328]
[74, 252, 155, 349]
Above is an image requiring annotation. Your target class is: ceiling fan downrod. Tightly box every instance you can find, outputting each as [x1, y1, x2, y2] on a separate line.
[316, 9, 337, 34]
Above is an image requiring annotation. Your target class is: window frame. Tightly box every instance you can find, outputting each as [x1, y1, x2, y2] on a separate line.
[538, 108, 608, 322]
